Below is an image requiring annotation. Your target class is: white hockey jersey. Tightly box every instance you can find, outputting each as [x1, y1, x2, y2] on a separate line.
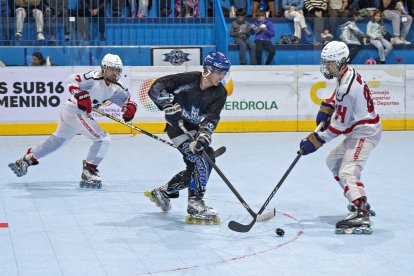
[64, 70, 130, 113]
[318, 67, 382, 143]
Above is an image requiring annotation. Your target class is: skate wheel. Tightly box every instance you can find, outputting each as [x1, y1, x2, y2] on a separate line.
[144, 191, 152, 198]
[185, 216, 193, 224]
[344, 228, 353, 234]
[370, 210, 376, 216]
[194, 218, 203, 225]
[85, 183, 91, 188]
[203, 219, 212, 225]
[213, 216, 220, 225]
[353, 228, 364, 234]
[96, 183, 102, 189]
[335, 228, 345, 234]
[363, 228, 373, 234]
[79, 182, 85, 188]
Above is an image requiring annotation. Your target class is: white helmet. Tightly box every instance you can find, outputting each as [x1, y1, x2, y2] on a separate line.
[320, 41, 349, 79]
[101, 53, 123, 83]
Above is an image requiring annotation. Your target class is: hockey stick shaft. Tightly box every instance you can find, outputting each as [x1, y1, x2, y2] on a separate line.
[93, 107, 176, 148]
[228, 122, 324, 233]
[178, 120, 258, 218]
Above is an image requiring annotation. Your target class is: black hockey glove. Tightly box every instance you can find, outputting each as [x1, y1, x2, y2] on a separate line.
[189, 131, 212, 154]
[299, 132, 325, 155]
[316, 101, 335, 131]
[164, 103, 182, 128]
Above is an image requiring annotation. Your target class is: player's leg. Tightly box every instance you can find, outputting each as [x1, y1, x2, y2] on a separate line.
[67, 111, 110, 188]
[9, 110, 76, 177]
[335, 137, 378, 234]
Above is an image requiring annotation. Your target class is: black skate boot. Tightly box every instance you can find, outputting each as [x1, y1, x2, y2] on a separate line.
[347, 202, 376, 216]
[336, 197, 372, 234]
[79, 160, 102, 189]
[144, 184, 172, 212]
[8, 152, 39, 177]
[186, 197, 220, 225]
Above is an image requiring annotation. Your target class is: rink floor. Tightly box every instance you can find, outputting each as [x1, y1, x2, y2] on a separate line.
[0, 131, 413, 276]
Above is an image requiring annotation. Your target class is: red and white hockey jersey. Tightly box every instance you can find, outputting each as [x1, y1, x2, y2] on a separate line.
[318, 67, 382, 143]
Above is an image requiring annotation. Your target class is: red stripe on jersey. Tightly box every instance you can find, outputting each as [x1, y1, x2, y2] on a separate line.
[69, 85, 80, 94]
[327, 115, 380, 135]
[77, 114, 101, 139]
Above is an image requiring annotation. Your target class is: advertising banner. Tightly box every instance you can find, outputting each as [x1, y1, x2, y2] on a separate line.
[151, 48, 201, 66]
[0, 67, 131, 122]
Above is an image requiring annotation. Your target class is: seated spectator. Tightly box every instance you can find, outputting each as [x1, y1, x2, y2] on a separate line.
[339, 10, 369, 63]
[282, 0, 312, 42]
[381, 0, 412, 44]
[304, 0, 333, 44]
[251, 10, 275, 64]
[252, 0, 276, 17]
[30, 52, 47, 65]
[160, 0, 172, 16]
[74, 0, 106, 41]
[45, 0, 71, 41]
[14, 0, 50, 41]
[229, 0, 247, 17]
[136, 0, 148, 17]
[230, 9, 256, 64]
[327, 0, 349, 38]
[367, 9, 393, 63]
[175, 0, 199, 17]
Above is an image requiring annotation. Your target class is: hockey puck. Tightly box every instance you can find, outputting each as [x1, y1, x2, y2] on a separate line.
[275, 228, 285, 237]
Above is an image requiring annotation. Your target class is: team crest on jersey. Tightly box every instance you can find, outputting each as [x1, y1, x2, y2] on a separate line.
[163, 50, 190, 66]
[182, 106, 204, 124]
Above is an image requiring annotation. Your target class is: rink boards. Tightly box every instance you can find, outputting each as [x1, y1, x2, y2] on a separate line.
[1, 65, 413, 135]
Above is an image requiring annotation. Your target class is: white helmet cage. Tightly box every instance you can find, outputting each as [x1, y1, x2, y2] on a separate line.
[101, 54, 123, 83]
[320, 41, 350, 79]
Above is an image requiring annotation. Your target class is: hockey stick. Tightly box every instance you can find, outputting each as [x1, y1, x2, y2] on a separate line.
[178, 120, 275, 222]
[228, 122, 324, 233]
[92, 108, 226, 158]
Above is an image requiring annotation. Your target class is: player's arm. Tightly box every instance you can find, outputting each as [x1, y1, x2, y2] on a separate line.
[66, 72, 95, 113]
[108, 86, 137, 122]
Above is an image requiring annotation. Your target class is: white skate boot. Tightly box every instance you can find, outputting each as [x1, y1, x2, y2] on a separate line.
[144, 185, 172, 212]
[335, 208, 372, 234]
[8, 153, 38, 177]
[79, 160, 102, 189]
[185, 198, 220, 225]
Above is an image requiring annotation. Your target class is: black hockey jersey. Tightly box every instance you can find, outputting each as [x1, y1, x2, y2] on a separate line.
[148, 71, 227, 132]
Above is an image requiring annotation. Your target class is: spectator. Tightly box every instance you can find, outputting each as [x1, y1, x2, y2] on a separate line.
[252, 0, 276, 17]
[13, 0, 50, 41]
[30, 52, 47, 66]
[45, 0, 71, 41]
[304, 0, 333, 44]
[407, 0, 413, 16]
[230, 9, 256, 64]
[282, 0, 312, 42]
[381, 0, 412, 44]
[229, 0, 247, 17]
[339, 10, 369, 63]
[175, 0, 199, 17]
[251, 9, 275, 64]
[136, 0, 148, 17]
[367, 9, 393, 63]
[160, 0, 172, 16]
[327, 0, 349, 38]
[1, 0, 11, 41]
[75, 0, 106, 41]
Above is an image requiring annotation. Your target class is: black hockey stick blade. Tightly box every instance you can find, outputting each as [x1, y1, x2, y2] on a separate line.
[228, 122, 324, 233]
[214, 146, 226, 158]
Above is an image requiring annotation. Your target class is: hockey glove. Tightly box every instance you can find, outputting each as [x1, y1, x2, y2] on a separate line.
[299, 132, 325, 155]
[189, 131, 212, 154]
[164, 103, 182, 128]
[121, 101, 137, 122]
[74, 91, 92, 113]
[316, 101, 335, 131]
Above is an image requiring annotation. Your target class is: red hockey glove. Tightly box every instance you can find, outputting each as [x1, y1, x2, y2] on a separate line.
[122, 101, 137, 122]
[74, 91, 92, 113]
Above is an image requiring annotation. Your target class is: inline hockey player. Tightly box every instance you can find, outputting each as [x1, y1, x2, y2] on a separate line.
[144, 51, 231, 224]
[9, 54, 137, 189]
[299, 41, 382, 234]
